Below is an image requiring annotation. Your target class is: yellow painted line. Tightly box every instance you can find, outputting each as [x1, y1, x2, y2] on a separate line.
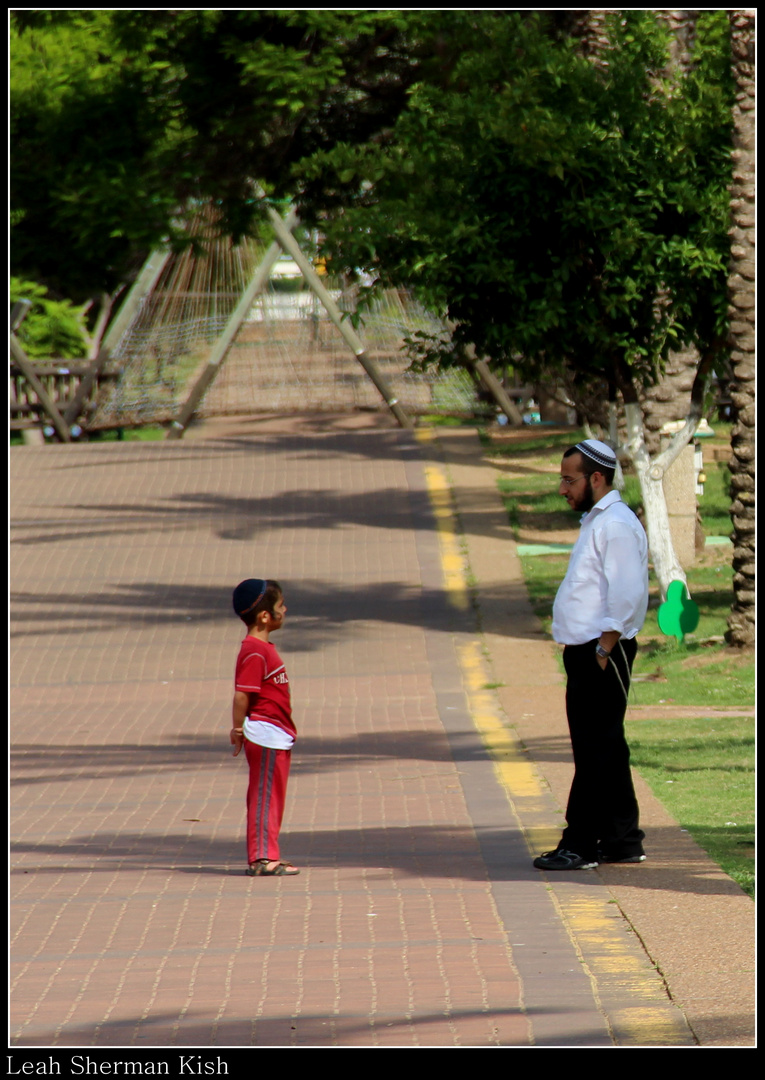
[418, 443, 560, 818]
[458, 638, 548, 801]
[610, 1009, 690, 1046]
[421, 446, 554, 816]
[545, 885, 683, 1046]
[419, 435, 689, 1047]
[420, 448, 469, 611]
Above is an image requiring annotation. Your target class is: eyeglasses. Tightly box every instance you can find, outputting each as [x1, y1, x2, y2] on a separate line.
[559, 474, 588, 488]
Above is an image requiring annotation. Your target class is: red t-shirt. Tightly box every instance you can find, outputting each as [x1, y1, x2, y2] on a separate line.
[234, 637, 295, 740]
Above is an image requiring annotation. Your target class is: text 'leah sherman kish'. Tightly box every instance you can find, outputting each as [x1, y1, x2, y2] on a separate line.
[7, 1056, 231, 1077]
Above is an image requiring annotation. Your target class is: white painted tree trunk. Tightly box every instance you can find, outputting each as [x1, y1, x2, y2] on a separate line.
[622, 401, 691, 601]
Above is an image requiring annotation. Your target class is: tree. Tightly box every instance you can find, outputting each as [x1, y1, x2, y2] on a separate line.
[725, 11, 756, 649]
[10, 10, 451, 302]
[307, 11, 734, 599]
[11, 11, 182, 301]
[640, 11, 719, 456]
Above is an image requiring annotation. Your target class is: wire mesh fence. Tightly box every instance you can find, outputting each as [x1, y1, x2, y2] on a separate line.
[87, 222, 482, 428]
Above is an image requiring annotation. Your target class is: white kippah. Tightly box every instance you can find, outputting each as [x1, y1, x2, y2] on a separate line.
[576, 439, 617, 468]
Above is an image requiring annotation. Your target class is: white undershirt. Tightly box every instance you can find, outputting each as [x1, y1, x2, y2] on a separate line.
[243, 718, 295, 750]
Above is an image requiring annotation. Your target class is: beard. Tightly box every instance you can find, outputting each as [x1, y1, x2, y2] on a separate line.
[570, 476, 595, 513]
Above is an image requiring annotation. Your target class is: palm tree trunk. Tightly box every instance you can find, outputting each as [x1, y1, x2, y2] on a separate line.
[726, 11, 756, 648]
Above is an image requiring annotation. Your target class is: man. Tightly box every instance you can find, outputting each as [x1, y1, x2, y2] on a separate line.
[533, 439, 649, 871]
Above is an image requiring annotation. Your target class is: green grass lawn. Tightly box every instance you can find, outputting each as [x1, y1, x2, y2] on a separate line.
[483, 421, 755, 898]
[82, 425, 167, 442]
[627, 713, 755, 897]
[694, 458, 734, 536]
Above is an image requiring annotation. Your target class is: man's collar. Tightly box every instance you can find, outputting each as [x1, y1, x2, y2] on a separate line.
[580, 487, 621, 523]
[593, 488, 621, 511]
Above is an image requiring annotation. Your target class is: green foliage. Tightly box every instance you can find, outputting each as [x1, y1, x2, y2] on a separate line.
[11, 12, 183, 298]
[312, 11, 735, 396]
[10, 278, 89, 359]
[11, 6, 736, 395]
[10, 10, 434, 298]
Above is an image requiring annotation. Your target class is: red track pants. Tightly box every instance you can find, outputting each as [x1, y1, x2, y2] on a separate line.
[244, 741, 292, 864]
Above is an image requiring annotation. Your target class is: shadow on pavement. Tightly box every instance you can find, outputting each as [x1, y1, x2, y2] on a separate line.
[9, 1002, 614, 1049]
[10, 726, 537, 786]
[10, 579, 549, 647]
[9, 823, 746, 896]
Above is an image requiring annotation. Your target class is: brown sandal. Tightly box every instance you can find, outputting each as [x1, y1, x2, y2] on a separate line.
[246, 859, 300, 877]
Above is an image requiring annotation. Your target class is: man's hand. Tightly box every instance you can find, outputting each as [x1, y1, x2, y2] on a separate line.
[230, 727, 244, 757]
[597, 631, 621, 671]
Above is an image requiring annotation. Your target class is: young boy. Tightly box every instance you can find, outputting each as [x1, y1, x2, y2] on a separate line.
[230, 578, 299, 876]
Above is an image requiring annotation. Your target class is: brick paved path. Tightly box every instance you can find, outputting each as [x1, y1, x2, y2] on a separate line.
[10, 415, 753, 1053]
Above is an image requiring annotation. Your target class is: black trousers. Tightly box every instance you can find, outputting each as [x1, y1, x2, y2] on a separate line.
[559, 638, 645, 861]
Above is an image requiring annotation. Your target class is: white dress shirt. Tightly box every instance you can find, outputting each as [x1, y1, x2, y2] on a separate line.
[552, 489, 648, 645]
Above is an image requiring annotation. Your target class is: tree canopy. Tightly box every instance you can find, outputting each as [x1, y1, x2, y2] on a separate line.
[12, 8, 734, 399]
[308, 11, 734, 406]
[10, 9, 448, 299]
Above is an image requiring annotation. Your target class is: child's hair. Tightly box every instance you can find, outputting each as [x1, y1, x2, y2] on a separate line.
[233, 579, 283, 628]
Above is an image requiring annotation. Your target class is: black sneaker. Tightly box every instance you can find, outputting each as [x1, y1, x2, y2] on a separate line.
[597, 851, 646, 864]
[533, 848, 598, 871]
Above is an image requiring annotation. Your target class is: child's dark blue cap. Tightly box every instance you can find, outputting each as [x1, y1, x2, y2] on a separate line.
[233, 578, 267, 617]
